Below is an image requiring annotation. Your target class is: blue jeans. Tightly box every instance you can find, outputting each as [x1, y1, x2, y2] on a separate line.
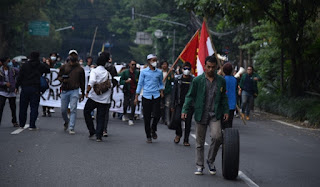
[61, 89, 79, 130]
[19, 86, 40, 128]
[241, 90, 254, 116]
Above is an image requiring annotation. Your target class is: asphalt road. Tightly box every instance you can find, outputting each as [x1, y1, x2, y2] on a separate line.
[1, 102, 320, 186]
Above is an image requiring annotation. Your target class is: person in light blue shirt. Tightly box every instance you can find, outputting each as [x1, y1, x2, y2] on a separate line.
[134, 54, 164, 143]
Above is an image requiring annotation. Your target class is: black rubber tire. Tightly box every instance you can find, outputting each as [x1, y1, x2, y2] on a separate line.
[222, 128, 240, 180]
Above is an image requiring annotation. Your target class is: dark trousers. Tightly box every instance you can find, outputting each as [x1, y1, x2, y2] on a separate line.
[19, 86, 40, 128]
[221, 109, 235, 129]
[123, 93, 135, 120]
[0, 95, 17, 125]
[173, 105, 194, 142]
[84, 98, 109, 139]
[142, 96, 161, 138]
[103, 104, 111, 132]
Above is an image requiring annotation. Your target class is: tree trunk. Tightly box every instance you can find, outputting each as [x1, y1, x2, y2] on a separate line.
[280, 37, 284, 93]
[239, 42, 243, 68]
[0, 23, 8, 57]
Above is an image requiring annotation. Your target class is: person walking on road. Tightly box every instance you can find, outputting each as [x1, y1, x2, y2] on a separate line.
[134, 54, 164, 143]
[222, 62, 238, 128]
[102, 52, 118, 137]
[83, 53, 112, 142]
[15, 52, 50, 130]
[181, 55, 229, 175]
[171, 62, 194, 146]
[239, 65, 261, 120]
[120, 60, 139, 126]
[0, 57, 19, 127]
[57, 50, 85, 135]
[160, 60, 174, 126]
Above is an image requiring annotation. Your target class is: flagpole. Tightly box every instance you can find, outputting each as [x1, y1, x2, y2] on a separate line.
[162, 29, 200, 82]
[203, 18, 222, 68]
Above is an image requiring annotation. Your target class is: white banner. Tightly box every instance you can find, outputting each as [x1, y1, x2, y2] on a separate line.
[39, 68, 142, 114]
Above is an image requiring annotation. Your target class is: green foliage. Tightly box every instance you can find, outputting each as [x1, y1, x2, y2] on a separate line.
[256, 92, 320, 126]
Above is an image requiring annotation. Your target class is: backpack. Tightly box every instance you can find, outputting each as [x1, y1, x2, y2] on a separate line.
[40, 75, 49, 93]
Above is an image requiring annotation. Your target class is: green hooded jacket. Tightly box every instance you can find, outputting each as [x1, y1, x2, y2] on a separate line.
[182, 73, 229, 122]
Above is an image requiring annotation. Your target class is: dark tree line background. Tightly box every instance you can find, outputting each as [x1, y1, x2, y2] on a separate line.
[1, 0, 320, 101]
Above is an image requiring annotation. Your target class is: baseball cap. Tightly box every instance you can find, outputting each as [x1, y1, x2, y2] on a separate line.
[68, 49, 78, 55]
[147, 54, 157, 60]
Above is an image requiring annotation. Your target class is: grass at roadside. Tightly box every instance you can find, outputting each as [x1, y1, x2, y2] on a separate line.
[256, 93, 320, 127]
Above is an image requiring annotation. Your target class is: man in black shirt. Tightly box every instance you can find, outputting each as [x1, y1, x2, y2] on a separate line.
[15, 51, 50, 130]
[171, 62, 194, 146]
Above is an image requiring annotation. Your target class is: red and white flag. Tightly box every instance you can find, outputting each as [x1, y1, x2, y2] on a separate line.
[196, 20, 214, 76]
[179, 30, 199, 76]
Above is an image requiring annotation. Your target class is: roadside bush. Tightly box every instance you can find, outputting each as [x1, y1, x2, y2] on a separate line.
[256, 93, 320, 127]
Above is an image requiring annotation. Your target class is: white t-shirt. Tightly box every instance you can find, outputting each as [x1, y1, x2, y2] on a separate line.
[88, 66, 112, 104]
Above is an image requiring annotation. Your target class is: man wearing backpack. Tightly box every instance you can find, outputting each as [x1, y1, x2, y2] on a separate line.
[57, 50, 85, 135]
[15, 52, 50, 130]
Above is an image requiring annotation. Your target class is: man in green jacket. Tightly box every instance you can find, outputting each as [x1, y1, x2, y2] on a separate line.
[120, 60, 140, 126]
[181, 55, 229, 175]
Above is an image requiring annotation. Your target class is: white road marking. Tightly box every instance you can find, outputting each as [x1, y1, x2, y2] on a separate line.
[272, 120, 320, 131]
[238, 171, 259, 187]
[190, 133, 208, 145]
[11, 124, 30, 135]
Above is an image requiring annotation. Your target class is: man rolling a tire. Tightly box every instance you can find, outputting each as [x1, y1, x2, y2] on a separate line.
[181, 55, 229, 175]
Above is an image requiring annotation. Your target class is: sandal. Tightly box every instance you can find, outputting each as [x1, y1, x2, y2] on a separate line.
[12, 123, 19, 127]
[174, 136, 181, 144]
[183, 142, 190, 146]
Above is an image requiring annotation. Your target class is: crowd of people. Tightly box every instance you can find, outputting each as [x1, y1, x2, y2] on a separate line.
[0, 50, 261, 175]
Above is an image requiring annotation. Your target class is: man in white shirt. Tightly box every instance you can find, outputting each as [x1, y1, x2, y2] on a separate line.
[83, 53, 112, 142]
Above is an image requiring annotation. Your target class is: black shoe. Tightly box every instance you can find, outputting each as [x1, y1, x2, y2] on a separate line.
[96, 138, 102, 142]
[146, 138, 152, 143]
[47, 112, 51, 117]
[63, 122, 68, 131]
[152, 132, 158, 139]
[88, 133, 95, 139]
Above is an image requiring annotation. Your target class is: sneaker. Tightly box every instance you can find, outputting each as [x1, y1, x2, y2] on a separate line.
[28, 127, 38, 131]
[152, 131, 158, 139]
[103, 131, 108, 137]
[146, 138, 152, 143]
[246, 116, 250, 120]
[91, 115, 95, 119]
[207, 160, 216, 175]
[49, 108, 55, 113]
[63, 123, 68, 131]
[96, 138, 102, 142]
[122, 115, 127, 121]
[69, 130, 75, 135]
[194, 167, 204, 175]
[128, 120, 134, 126]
